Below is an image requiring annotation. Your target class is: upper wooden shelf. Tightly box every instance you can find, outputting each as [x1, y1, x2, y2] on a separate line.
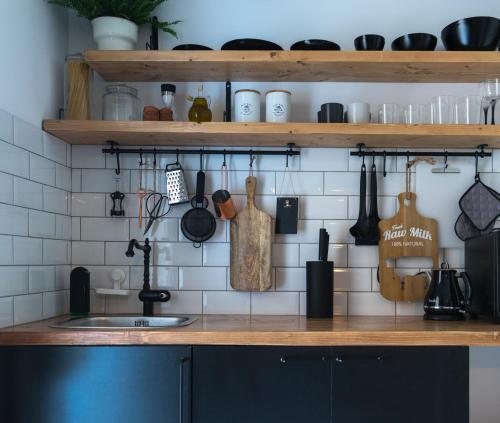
[85, 50, 500, 83]
[42, 120, 500, 149]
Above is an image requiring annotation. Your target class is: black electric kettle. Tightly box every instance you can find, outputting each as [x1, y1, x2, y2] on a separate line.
[422, 262, 472, 321]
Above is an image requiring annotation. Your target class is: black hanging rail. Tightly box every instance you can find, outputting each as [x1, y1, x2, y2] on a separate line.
[103, 142, 300, 175]
[350, 143, 491, 158]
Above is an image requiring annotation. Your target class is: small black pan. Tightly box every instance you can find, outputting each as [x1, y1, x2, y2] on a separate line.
[181, 170, 216, 246]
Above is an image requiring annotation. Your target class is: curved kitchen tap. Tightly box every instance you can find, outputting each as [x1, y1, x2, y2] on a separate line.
[126, 238, 171, 316]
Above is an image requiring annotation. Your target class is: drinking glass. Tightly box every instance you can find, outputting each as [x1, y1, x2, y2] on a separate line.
[480, 78, 500, 125]
[378, 103, 402, 124]
[431, 95, 456, 124]
[404, 104, 431, 124]
[455, 95, 482, 124]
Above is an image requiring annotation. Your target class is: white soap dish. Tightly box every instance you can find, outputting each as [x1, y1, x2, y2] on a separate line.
[95, 269, 130, 296]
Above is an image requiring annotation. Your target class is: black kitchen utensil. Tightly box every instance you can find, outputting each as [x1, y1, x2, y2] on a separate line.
[144, 192, 171, 235]
[459, 175, 500, 231]
[173, 44, 212, 50]
[357, 159, 381, 245]
[181, 169, 216, 246]
[349, 162, 368, 241]
[70, 267, 90, 318]
[391, 33, 437, 51]
[441, 16, 500, 51]
[110, 191, 125, 216]
[290, 39, 341, 51]
[318, 228, 329, 261]
[221, 38, 283, 50]
[354, 34, 385, 51]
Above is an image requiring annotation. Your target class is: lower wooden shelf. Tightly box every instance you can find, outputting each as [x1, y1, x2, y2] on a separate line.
[42, 120, 500, 148]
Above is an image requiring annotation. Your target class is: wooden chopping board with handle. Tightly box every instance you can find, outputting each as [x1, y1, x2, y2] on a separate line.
[378, 192, 439, 301]
[230, 176, 272, 291]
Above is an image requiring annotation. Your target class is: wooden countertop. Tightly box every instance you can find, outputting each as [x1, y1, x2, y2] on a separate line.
[0, 315, 499, 346]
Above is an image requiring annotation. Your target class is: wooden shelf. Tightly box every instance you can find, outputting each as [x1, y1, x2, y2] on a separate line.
[42, 120, 500, 148]
[85, 50, 500, 83]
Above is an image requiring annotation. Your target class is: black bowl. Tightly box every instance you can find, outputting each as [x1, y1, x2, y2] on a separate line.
[221, 38, 283, 51]
[441, 16, 500, 51]
[354, 34, 385, 51]
[290, 39, 341, 51]
[391, 33, 437, 51]
[173, 44, 212, 50]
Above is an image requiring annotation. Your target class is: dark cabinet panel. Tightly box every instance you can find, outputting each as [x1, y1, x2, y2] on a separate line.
[0, 346, 191, 423]
[193, 346, 332, 423]
[331, 347, 469, 423]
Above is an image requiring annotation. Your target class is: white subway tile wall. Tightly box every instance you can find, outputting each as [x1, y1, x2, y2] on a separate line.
[0, 109, 71, 328]
[70, 143, 487, 317]
[0, 107, 494, 325]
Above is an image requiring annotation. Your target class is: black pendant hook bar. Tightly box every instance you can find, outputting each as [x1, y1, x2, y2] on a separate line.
[350, 143, 491, 159]
[102, 145, 300, 159]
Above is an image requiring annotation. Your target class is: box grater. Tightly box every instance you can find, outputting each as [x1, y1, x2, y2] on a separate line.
[165, 162, 189, 205]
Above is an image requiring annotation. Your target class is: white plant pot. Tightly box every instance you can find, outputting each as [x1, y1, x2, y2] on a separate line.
[91, 16, 138, 50]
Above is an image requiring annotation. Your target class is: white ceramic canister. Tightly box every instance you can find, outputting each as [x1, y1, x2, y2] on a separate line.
[266, 90, 292, 123]
[234, 89, 261, 122]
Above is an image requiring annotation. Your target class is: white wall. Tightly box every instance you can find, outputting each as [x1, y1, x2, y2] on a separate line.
[0, 0, 68, 125]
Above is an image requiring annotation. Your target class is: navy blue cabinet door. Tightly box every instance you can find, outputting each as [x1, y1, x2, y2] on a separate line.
[0, 346, 191, 423]
[193, 346, 332, 423]
[331, 347, 469, 423]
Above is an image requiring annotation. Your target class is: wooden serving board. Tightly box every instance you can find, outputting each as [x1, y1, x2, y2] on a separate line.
[378, 193, 439, 301]
[230, 176, 272, 291]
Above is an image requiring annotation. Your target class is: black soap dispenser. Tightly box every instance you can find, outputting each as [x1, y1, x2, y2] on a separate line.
[70, 267, 90, 318]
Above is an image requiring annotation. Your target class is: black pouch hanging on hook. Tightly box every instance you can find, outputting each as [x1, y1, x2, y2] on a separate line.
[275, 155, 298, 234]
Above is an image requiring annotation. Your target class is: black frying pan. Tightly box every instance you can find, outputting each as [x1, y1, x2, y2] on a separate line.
[181, 170, 216, 246]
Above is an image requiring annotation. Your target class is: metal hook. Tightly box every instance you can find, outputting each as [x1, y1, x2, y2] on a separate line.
[199, 149, 204, 170]
[223, 149, 227, 167]
[475, 151, 480, 181]
[175, 149, 180, 164]
[153, 148, 157, 168]
[139, 149, 143, 167]
[285, 153, 289, 169]
[444, 152, 449, 169]
[382, 151, 387, 177]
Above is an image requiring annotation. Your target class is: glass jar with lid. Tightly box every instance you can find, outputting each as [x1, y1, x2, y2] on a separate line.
[102, 84, 141, 121]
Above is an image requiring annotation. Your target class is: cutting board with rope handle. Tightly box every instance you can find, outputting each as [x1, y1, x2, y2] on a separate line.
[378, 192, 439, 301]
[230, 176, 272, 291]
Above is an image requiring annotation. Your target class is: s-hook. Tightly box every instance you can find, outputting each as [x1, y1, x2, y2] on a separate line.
[107, 141, 121, 175]
[249, 150, 255, 176]
[382, 151, 387, 177]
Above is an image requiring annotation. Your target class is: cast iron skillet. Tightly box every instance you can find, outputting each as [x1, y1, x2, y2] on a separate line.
[221, 38, 283, 50]
[181, 170, 216, 246]
[441, 16, 500, 51]
[290, 39, 341, 51]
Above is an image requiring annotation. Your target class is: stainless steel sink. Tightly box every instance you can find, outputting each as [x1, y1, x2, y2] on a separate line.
[50, 315, 196, 330]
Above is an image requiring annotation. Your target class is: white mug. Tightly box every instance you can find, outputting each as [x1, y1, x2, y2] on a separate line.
[347, 102, 370, 123]
[234, 89, 261, 122]
[266, 90, 291, 123]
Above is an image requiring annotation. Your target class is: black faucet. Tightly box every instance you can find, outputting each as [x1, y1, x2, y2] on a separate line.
[125, 238, 171, 316]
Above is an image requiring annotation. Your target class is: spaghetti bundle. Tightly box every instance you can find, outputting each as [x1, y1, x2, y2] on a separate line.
[66, 59, 91, 120]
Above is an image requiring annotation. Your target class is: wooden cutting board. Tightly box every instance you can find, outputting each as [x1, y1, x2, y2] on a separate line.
[378, 192, 439, 301]
[230, 176, 272, 291]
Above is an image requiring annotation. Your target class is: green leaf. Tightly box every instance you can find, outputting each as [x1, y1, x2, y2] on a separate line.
[47, 0, 179, 36]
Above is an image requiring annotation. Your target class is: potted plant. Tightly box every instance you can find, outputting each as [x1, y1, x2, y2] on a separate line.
[48, 0, 180, 50]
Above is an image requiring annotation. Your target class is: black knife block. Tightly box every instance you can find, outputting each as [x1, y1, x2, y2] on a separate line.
[306, 261, 334, 318]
